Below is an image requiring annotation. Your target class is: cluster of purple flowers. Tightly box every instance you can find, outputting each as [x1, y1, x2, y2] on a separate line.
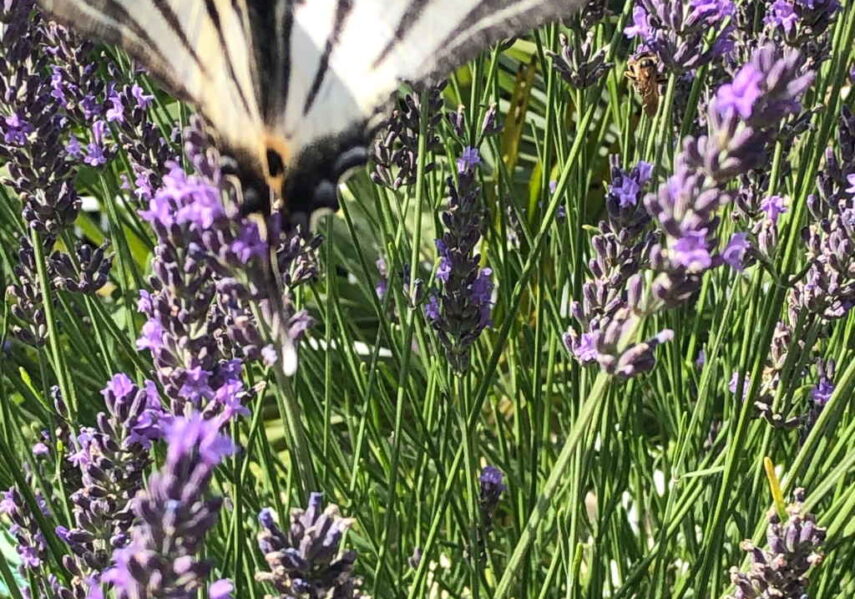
[136, 118, 317, 412]
[624, 0, 735, 74]
[256, 494, 363, 599]
[793, 108, 855, 322]
[425, 147, 494, 373]
[565, 157, 674, 377]
[0, 487, 53, 597]
[727, 488, 825, 599]
[565, 45, 814, 380]
[371, 82, 445, 189]
[764, 0, 840, 49]
[101, 414, 235, 599]
[0, 1, 112, 346]
[740, 103, 855, 430]
[648, 44, 813, 305]
[52, 374, 168, 598]
[1, 0, 177, 352]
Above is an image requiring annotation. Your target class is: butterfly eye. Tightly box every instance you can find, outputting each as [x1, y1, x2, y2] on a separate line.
[266, 149, 285, 178]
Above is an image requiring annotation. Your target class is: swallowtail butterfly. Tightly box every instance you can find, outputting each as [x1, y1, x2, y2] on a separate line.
[37, 0, 589, 222]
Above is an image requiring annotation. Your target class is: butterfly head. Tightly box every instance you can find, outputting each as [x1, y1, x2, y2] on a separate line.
[227, 130, 368, 232]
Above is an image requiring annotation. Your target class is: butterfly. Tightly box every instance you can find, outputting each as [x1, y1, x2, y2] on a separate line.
[36, 0, 589, 224]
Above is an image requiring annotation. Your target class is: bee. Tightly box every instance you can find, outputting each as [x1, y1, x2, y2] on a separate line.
[625, 52, 666, 117]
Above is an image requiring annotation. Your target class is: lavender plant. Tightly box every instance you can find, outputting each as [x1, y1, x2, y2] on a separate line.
[136, 118, 316, 415]
[0, 3, 853, 599]
[54, 374, 167, 598]
[425, 147, 493, 373]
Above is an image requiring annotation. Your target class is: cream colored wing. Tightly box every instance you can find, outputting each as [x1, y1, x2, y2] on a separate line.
[281, 0, 590, 154]
[37, 0, 592, 202]
[36, 0, 270, 175]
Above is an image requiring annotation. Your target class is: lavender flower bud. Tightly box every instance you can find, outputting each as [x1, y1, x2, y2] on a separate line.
[726, 489, 825, 599]
[550, 31, 611, 89]
[102, 415, 235, 599]
[427, 148, 493, 373]
[371, 82, 444, 189]
[51, 242, 112, 294]
[478, 466, 506, 532]
[256, 494, 363, 599]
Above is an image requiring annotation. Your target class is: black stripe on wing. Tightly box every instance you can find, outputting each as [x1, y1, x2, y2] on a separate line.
[202, 0, 254, 117]
[247, 0, 283, 119]
[427, 0, 576, 82]
[302, 0, 353, 115]
[278, 2, 295, 119]
[151, 0, 211, 77]
[373, 0, 431, 68]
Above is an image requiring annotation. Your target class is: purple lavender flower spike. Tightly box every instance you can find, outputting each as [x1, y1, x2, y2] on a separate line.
[0, 0, 128, 349]
[427, 147, 493, 373]
[51, 242, 113, 294]
[0, 487, 53, 596]
[102, 414, 235, 599]
[256, 494, 363, 599]
[550, 30, 612, 89]
[137, 119, 319, 409]
[50, 374, 168, 598]
[726, 489, 825, 599]
[565, 156, 670, 377]
[793, 167, 855, 321]
[371, 82, 445, 189]
[625, 0, 734, 74]
[7, 235, 51, 346]
[479, 466, 506, 532]
[647, 45, 814, 307]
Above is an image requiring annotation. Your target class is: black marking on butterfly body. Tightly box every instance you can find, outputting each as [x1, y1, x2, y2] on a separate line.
[283, 124, 369, 224]
[266, 149, 286, 177]
[229, 123, 369, 228]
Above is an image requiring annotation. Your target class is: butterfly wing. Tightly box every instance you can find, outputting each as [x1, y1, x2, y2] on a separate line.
[37, 0, 589, 193]
[275, 0, 589, 215]
[284, 0, 588, 153]
[36, 0, 271, 176]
